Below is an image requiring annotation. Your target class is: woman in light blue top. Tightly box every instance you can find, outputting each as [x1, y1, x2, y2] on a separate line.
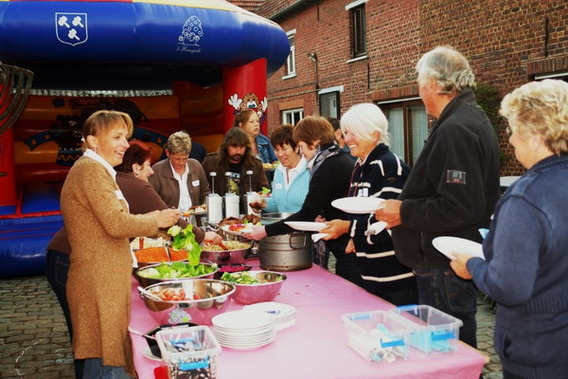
[253, 124, 310, 213]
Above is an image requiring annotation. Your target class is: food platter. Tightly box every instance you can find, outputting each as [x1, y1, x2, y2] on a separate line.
[432, 236, 484, 260]
[284, 221, 327, 232]
[331, 197, 384, 214]
[183, 205, 207, 217]
[221, 224, 255, 236]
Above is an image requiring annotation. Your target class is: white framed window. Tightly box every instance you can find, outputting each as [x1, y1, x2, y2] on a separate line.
[318, 86, 344, 118]
[283, 29, 296, 79]
[282, 108, 304, 125]
[378, 98, 427, 166]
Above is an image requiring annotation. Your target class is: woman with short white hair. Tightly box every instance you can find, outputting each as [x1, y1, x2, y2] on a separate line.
[323, 103, 417, 305]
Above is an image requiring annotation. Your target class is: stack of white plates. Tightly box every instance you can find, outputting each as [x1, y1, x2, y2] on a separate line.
[243, 302, 296, 331]
[211, 310, 276, 350]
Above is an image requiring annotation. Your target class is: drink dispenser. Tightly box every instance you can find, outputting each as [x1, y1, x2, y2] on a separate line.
[224, 172, 240, 218]
[244, 170, 260, 216]
[206, 172, 223, 223]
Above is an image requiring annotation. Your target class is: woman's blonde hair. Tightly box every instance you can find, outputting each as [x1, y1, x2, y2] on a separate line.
[82, 110, 133, 152]
[500, 79, 568, 155]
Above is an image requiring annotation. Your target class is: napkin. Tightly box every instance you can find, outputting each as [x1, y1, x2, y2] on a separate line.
[364, 221, 388, 236]
[311, 233, 329, 243]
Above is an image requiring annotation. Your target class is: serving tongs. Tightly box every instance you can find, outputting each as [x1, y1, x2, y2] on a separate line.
[164, 245, 172, 262]
[128, 326, 156, 340]
[137, 286, 163, 302]
[203, 220, 220, 233]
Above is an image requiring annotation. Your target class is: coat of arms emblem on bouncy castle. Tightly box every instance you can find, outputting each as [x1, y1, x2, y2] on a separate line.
[55, 13, 88, 46]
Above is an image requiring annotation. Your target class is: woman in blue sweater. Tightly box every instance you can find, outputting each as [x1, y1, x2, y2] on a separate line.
[253, 124, 310, 213]
[451, 79, 568, 378]
[322, 103, 417, 305]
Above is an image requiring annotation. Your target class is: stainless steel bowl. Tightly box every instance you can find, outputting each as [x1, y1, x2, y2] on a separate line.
[200, 241, 251, 265]
[134, 262, 218, 288]
[261, 212, 294, 224]
[139, 279, 236, 325]
[226, 270, 287, 305]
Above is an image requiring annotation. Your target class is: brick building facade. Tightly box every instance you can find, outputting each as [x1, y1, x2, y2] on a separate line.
[251, 0, 568, 175]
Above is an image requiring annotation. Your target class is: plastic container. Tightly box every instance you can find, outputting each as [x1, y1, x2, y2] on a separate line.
[341, 310, 411, 363]
[156, 325, 221, 378]
[389, 305, 463, 353]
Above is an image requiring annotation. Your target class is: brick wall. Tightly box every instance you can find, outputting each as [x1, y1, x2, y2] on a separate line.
[261, 0, 568, 175]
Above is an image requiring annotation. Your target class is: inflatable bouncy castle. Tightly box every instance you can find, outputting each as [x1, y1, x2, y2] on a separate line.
[0, 0, 290, 277]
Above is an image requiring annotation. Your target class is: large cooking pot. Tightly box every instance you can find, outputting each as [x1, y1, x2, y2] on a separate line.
[259, 213, 313, 271]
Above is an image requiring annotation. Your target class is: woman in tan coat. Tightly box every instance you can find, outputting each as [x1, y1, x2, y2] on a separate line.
[60, 110, 179, 378]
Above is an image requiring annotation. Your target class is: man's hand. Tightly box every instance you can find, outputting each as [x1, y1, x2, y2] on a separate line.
[449, 252, 474, 280]
[374, 199, 403, 228]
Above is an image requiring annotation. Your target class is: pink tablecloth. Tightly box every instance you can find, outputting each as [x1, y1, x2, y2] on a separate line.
[130, 258, 487, 378]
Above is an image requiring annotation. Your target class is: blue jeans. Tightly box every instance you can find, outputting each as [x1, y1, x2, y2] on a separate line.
[46, 249, 85, 379]
[413, 267, 478, 348]
[83, 359, 133, 379]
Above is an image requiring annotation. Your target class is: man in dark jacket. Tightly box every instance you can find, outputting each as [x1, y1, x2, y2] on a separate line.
[202, 127, 268, 196]
[375, 46, 500, 348]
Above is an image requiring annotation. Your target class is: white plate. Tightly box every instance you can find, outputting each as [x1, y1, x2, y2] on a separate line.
[142, 346, 162, 362]
[212, 310, 273, 330]
[432, 236, 485, 260]
[331, 197, 384, 214]
[220, 224, 254, 236]
[284, 221, 327, 232]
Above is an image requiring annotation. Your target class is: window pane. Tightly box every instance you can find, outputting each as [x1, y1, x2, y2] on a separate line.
[351, 6, 366, 57]
[282, 109, 304, 125]
[387, 107, 405, 159]
[409, 105, 428, 163]
[319, 92, 339, 118]
[286, 36, 295, 75]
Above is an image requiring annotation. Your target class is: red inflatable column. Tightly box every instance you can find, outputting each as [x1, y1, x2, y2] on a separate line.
[0, 127, 18, 213]
[222, 58, 268, 134]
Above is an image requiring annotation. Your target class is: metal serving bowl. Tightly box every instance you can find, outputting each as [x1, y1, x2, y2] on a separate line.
[224, 270, 287, 305]
[134, 262, 218, 288]
[139, 279, 236, 325]
[200, 241, 251, 265]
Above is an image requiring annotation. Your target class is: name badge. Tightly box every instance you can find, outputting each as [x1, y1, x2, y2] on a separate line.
[274, 183, 283, 190]
[192, 180, 200, 186]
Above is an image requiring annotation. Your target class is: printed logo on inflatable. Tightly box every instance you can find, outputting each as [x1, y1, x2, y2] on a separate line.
[177, 16, 203, 53]
[55, 13, 88, 46]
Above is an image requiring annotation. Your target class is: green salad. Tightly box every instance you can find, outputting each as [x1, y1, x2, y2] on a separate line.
[139, 261, 216, 279]
[138, 225, 216, 279]
[220, 271, 283, 284]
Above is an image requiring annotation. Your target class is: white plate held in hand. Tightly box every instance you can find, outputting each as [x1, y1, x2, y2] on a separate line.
[285, 221, 327, 232]
[432, 236, 484, 260]
[331, 197, 384, 214]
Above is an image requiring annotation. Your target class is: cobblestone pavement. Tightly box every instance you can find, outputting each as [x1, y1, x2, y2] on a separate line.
[0, 275, 503, 379]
